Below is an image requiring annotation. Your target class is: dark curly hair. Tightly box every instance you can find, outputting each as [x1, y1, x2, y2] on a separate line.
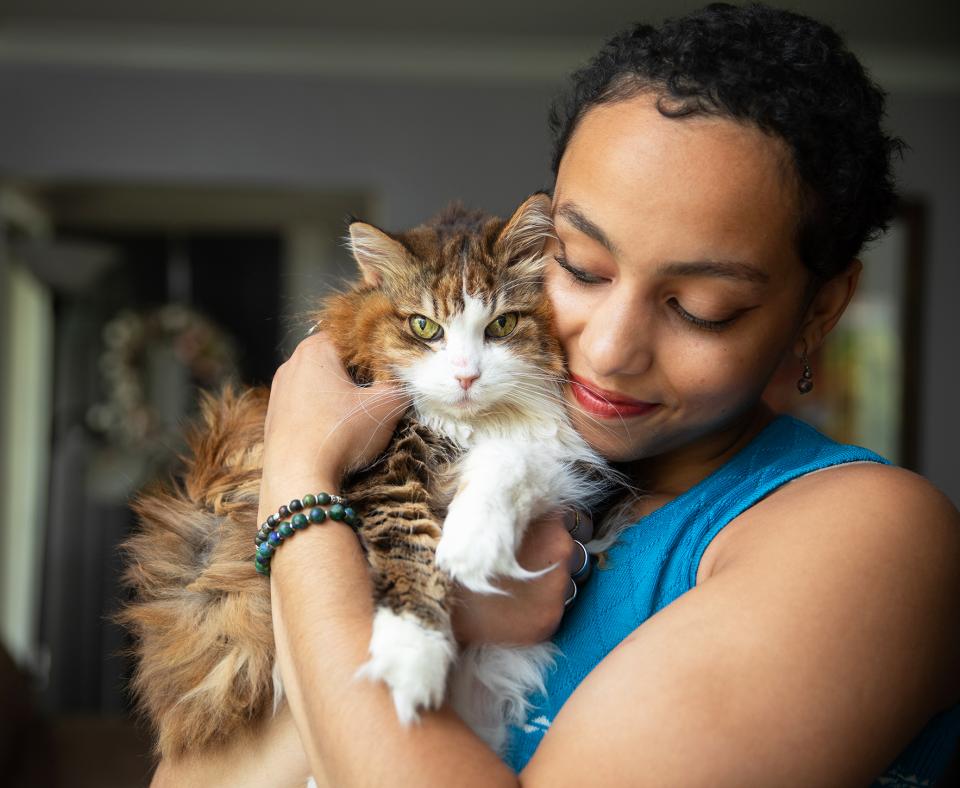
[548, 3, 905, 281]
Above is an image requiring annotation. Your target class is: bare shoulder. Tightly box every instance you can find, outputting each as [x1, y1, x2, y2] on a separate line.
[710, 461, 960, 700]
[521, 463, 960, 787]
[763, 460, 958, 525]
[703, 462, 960, 583]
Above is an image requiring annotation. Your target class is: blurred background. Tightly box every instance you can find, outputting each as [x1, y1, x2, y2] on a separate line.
[0, 1, 957, 785]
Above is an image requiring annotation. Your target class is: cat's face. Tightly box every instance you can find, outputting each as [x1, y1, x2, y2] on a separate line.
[401, 277, 546, 419]
[336, 195, 566, 422]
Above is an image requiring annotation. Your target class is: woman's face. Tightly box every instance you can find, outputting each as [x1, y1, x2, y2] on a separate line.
[547, 94, 811, 466]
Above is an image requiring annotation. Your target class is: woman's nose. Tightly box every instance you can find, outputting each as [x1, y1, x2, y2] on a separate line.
[578, 302, 653, 379]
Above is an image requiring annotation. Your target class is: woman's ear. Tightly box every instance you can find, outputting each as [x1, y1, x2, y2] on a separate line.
[797, 259, 863, 356]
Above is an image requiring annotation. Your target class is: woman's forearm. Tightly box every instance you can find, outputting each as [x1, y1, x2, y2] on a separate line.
[269, 502, 521, 788]
[150, 702, 313, 788]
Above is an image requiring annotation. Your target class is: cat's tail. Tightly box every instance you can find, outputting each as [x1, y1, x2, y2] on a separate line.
[115, 383, 276, 759]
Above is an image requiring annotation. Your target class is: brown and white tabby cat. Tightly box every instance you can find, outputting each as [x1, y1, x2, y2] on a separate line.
[118, 193, 618, 762]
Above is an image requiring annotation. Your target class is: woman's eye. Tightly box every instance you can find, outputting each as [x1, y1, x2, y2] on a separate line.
[554, 254, 606, 286]
[668, 298, 738, 331]
[485, 312, 519, 338]
[409, 314, 443, 340]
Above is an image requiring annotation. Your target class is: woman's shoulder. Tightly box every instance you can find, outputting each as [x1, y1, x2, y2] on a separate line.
[757, 460, 958, 541]
[707, 460, 960, 694]
[712, 460, 960, 575]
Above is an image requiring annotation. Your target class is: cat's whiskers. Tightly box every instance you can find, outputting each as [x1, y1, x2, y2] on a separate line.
[315, 386, 417, 453]
[509, 370, 637, 440]
[504, 380, 634, 447]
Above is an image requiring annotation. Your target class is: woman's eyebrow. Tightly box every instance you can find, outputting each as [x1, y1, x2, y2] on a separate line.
[555, 201, 769, 284]
[656, 260, 770, 284]
[555, 202, 622, 256]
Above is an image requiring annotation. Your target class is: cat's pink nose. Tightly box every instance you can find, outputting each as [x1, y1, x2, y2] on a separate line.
[456, 374, 479, 390]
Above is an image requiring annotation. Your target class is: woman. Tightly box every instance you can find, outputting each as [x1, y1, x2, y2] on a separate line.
[153, 4, 960, 786]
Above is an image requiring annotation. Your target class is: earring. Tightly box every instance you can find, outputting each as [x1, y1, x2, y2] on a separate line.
[797, 341, 814, 394]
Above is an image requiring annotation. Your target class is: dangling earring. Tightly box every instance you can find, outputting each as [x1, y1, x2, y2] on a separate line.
[797, 340, 814, 394]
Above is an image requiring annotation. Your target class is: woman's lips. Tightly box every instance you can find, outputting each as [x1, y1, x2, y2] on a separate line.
[568, 373, 659, 419]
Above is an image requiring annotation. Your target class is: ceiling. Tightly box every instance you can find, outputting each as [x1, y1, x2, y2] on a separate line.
[0, 0, 957, 91]
[2, 0, 957, 53]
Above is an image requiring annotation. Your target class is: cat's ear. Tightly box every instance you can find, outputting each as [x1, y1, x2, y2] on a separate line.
[348, 222, 409, 287]
[494, 192, 553, 267]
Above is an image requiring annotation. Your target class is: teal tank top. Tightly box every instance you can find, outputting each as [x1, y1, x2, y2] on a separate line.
[503, 415, 960, 785]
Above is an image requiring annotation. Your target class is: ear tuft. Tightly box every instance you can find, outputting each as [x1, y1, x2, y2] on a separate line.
[494, 193, 553, 267]
[347, 222, 410, 287]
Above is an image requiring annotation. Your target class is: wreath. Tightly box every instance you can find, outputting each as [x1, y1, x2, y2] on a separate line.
[86, 304, 239, 448]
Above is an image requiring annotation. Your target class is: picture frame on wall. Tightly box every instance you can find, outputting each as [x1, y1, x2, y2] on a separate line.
[763, 200, 926, 469]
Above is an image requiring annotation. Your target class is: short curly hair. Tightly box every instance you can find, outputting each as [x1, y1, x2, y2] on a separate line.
[548, 2, 905, 281]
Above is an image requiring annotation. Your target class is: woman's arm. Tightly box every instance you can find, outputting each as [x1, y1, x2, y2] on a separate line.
[150, 702, 312, 787]
[269, 511, 521, 787]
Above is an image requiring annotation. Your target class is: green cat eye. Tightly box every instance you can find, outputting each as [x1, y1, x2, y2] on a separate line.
[409, 315, 443, 340]
[485, 312, 519, 338]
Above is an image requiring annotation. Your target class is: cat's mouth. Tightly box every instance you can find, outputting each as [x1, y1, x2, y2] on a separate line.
[453, 392, 477, 409]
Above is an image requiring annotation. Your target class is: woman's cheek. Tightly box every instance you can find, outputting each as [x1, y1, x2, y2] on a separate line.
[669, 340, 758, 415]
[545, 273, 586, 345]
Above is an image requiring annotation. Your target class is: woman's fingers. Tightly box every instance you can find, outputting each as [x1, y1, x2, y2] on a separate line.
[257, 333, 410, 523]
[563, 508, 594, 584]
[564, 507, 594, 543]
[343, 379, 411, 469]
[450, 508, 599, 646]
[270, 333, 409, 464]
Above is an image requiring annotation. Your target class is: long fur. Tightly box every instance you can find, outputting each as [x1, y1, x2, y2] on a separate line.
[117, 385, 274, 756]
[118, 194, 631, 760]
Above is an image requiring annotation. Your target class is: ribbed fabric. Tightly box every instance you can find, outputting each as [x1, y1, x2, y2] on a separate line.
[503, 415, 960, 785]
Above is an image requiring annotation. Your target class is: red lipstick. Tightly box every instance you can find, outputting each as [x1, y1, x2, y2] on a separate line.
[568, 373, 659, 419]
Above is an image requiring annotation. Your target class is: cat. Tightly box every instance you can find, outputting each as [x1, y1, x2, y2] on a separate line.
[117, 193, 620, 761]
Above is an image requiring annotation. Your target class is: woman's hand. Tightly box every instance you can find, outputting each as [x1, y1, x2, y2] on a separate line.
[257, 333, 409, 521]
[451, 508, 595, 646]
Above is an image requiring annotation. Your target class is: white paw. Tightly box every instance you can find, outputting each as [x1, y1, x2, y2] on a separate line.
[354, 607, 454, 725]
[436, 496, 550, 594]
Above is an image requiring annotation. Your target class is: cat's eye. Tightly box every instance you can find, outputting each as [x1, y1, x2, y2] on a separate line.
[409, 315, 443, 340]
[485, 312, 519, 338]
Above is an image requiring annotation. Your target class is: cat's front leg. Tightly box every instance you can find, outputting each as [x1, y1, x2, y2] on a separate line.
[354, 503, 455, 725]
[436, 437, 567, 594]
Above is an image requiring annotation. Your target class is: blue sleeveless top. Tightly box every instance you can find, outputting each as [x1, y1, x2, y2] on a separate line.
[503, 415, 960, 785]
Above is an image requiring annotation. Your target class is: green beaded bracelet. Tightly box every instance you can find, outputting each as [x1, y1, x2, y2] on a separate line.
[254, 492, 358, 576]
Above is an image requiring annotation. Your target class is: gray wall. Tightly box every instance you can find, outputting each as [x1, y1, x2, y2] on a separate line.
[0, 65, 556, 226]
[1, 64, 957, 503]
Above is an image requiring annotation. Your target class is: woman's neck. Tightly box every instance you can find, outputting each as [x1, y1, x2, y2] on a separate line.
[626, 403, 777, 514]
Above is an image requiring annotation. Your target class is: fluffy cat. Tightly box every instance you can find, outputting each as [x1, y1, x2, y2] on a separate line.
[118, 193, 619, 760]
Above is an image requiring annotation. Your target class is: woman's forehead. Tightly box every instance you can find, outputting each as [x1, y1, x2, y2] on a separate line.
[554, 95, 803, 273]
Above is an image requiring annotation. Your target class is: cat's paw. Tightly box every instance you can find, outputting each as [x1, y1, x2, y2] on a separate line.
[354, 607, 455, 725]
[436, 496, 551, 594]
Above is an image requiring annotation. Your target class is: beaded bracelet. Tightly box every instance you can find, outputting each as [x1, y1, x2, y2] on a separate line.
[253, 492, 358, 576]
